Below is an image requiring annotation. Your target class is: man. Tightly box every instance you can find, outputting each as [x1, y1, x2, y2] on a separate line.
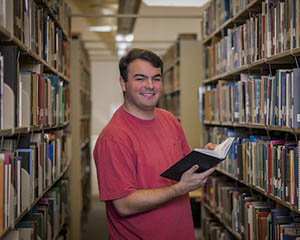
[93, 48, 216, 239]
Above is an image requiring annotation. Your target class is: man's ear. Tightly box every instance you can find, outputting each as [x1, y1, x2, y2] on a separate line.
[120, 76, 126, 92]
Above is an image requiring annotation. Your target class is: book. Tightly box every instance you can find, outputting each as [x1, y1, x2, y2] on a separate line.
[0, 45, 19, 130]
[293, 68, 300, 128]
[160, 137, 235, 181]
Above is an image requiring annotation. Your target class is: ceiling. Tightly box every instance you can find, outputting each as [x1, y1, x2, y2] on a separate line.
[67, 0, 206, 61]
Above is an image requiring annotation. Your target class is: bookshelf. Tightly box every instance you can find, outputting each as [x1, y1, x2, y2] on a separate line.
[69, 34, 91, 240]
[160, 39, 204, 149]
[0, 0, 72, 239]
[200, 0, 300, 239]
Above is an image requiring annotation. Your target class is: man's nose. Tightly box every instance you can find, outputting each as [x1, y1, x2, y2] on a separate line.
[145, 79, 154, 88]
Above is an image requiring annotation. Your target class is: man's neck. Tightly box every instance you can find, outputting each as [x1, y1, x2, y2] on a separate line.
[122, 104, 155, 120]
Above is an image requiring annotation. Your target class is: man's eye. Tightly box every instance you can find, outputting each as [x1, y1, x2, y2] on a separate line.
[153, 78, 161, 82]
[136, 78, 144, 81]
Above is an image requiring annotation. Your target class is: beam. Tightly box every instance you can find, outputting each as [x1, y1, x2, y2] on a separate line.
[83, 39, 175, 43]
[71, 13, 202, 19]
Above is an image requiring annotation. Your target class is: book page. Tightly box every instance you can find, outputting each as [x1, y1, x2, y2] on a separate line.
[213, 137, 235, 158]
[194, 137, 235, 159]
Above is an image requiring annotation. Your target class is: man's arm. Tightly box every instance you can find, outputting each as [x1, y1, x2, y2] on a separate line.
[113, 165, 215, 217]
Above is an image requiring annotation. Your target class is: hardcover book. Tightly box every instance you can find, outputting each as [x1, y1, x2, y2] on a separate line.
[161, 137, 235, 181]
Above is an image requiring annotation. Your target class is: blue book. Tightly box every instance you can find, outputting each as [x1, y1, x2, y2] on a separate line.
[271, 209, 291, 239]
[293, 69, 300, 128]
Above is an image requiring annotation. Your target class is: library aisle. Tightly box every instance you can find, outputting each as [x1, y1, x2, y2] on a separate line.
[82, 199, 109, 240]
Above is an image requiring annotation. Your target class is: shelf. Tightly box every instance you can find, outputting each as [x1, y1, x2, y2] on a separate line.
[202, 202, 242, 240]
[54, 219, 66, 240]
[204, 48, 300, 84]
[202, 120, 300, 134]
[216, 168, 300, 215]
[0, 122, 70, 137]
[80, 88, 91, 97]
[0, 25, 11, 41]
[80, 60, 91, 74]
[202, 0, 262, 45]
[81, 138, 90, 150]
[163, 88, 180, 96]
[80, 115, 91, 121]
[0, 163, 71, 239]
[164, 57, 180, 73]
[35, 0, 70, 40]
[0, 25, 70, 83]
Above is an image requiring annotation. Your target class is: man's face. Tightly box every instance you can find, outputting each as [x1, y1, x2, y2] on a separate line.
[120, 59, 162, 117]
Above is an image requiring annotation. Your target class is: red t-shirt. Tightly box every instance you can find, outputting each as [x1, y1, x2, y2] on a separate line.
[93, 106, 195, 240]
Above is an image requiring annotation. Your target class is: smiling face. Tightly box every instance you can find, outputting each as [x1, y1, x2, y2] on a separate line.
[120, 59, 162, 119]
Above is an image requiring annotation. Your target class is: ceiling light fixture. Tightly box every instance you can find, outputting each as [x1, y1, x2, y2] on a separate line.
[115, 33, 134, 42]
[115, 34, 135, 56]
[142, 0, 210, 7]
[89, 25, 117, 32]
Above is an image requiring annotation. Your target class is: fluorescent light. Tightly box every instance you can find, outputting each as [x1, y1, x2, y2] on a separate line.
[118, 49, 126, 56]
[142, 0, 210, 7]
[125, 34, 134, 42]
[115, 34, 134, 56]
[89, 25, 117, 32]
[115, 33, 135, 42]
[117, 42, 130, 50]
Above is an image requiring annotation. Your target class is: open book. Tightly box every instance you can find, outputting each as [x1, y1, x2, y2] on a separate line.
[160, 137, 235, 181]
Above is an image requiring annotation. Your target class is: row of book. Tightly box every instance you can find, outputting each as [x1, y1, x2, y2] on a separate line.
[46, 0, 72, 37]
[2, 180, 69, 240]
[159, 92, 180, 119]
[0, 0, 71, 77]
[202, 215, 235, 240]
[0, 131, 71, 234]
[204, 0, 300, 79]
[205, 126, 300, 209]
[161, 42, 180, 71]
[0, 45, 70, 130]
[202, 0, 255, 39]
[162, 63, 180, 95]
[200, 70, 300, 128]
[202, 175, 300, 240]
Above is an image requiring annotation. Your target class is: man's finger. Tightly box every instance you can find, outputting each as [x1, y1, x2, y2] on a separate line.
[200, 167, 216, 178]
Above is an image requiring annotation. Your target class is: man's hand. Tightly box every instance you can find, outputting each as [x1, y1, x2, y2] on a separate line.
[175, 165, 216, 195]
[204, 142, 218, 150]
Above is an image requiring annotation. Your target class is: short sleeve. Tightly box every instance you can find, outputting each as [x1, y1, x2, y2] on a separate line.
[94, 138, 137, 201]
[173, 117, 191, 156]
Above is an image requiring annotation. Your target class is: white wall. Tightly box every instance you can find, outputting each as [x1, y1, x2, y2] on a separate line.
[90, 60, 124, 197]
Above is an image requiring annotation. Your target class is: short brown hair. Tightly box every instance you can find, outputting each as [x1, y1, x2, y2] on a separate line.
[119, 48, 163, 82]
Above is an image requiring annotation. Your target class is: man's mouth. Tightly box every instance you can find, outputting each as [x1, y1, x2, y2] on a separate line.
[140, 93, 155, 97]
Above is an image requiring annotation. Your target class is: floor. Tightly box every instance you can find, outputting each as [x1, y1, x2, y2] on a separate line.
[83, 198, 202, 240]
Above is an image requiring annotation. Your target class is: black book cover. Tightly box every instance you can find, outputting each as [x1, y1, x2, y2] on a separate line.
[160, 151, 224, 181]
[161, 137, 235, 181]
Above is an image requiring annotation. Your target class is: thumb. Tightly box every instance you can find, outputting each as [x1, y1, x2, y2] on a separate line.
[186, 164, 199, 174]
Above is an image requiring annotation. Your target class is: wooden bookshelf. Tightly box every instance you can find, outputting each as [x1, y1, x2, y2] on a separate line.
[202, 202, 242, 240]
[202, 0, 262, 45]
[69, 34, 91, 240]
[200, 0, 300, 239]
[203, 121, 300, 134]
[160, 39, 204, 148]
[0, 0, 72, 238]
